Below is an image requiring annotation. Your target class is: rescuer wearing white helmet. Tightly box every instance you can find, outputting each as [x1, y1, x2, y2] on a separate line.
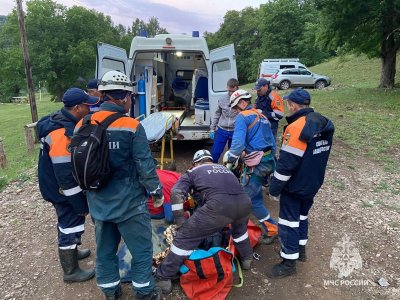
[155, 149, 253, 294]
[75, 70, 163, 299]
[224, 89, 279, 245]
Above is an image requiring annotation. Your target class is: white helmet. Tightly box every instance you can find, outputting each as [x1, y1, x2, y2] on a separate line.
[193, 149, 213, 164]
[229, 89, 252, 108]
[222, 151, 239, 169]
[98, 70, 133, 92]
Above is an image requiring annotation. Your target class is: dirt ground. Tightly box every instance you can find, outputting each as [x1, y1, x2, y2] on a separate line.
[0, 140, 399, 300]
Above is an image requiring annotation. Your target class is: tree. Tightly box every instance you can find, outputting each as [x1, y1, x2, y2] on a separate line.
[130, 17, 168, 37]
[206, 1, 327, 83]
[206, 8, 262, 83]
[0, 0, 131, 101]
[316, 0, 400, 88]
[0, 12, 25, 101]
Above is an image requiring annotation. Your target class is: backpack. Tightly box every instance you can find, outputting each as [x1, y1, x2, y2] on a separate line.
[179, 247, 235, 300]
[71, 113, 123, 190]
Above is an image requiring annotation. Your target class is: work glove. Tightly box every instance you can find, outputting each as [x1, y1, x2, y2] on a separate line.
[152, 194, 164, 208]
[209, 131, 215, 139]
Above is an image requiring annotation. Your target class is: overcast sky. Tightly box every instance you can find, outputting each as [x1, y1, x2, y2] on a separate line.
[0, 0, 266, 35]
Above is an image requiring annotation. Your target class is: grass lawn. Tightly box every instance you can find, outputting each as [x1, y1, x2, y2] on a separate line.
[0, 93, 60, 189]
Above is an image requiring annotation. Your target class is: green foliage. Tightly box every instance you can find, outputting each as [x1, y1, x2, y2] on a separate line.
[0, 12, 25, 101]
[206, 0, 330, 84]
[0, 0, 166, 102]
[0, 15, 7, 25]
[130, 17, 168, 37]
[315, 0, 400, 88]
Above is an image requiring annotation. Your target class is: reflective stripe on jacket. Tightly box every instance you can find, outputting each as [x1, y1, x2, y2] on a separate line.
[37, 108, 85, 205]
[270, 108, 335, 198]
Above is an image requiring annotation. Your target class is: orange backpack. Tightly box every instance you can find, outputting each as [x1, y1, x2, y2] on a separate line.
[179, 247, 235, 300]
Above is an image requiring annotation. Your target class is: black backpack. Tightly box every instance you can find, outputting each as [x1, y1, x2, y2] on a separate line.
[71, 113, 124, 190]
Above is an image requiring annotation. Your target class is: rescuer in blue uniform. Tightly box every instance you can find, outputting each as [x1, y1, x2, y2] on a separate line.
[37, 88, 99, 283]
[253, 78, 284, 141]
[268, 88, 335, 278]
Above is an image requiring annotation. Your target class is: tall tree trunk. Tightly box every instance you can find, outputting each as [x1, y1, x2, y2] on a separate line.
[380, 48, 396, 89]
[380, 3, 398, 89]
[56, 84, 63, 102]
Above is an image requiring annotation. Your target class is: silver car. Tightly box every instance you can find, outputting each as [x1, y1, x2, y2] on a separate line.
[270, 68, 331, 90]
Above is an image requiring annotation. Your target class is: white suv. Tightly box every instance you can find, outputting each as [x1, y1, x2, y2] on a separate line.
[270, 68, 331, 90]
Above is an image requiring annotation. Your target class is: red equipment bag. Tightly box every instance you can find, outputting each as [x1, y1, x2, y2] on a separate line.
[179, 247, 235, 300]
[228, 219, 262, 257]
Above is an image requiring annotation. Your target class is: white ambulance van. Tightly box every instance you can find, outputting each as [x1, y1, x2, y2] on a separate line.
[258, 58, 308, 80]
[96, 32, 237, 140]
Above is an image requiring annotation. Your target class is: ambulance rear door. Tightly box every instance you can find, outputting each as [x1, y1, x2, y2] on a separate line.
[209, 44, 237, 117]
[96, 42, 129, 79]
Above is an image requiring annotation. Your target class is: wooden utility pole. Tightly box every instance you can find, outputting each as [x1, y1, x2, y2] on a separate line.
[16, 0, 38, 127]
[0, 138, 7, 169]
[24, 123, 36, 153]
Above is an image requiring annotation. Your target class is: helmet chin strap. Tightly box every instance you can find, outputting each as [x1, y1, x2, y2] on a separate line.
[104, 93, 127, 106]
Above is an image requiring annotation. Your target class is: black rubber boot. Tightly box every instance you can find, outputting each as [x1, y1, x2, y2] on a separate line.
[298, 245, 307, 262]
[77, 248, 91, 260]
[240, 257, 253, 270]
[104, 285, 122, 300]
[136, 287, 162, 300]
[155, 276, 172, 294]
[59, 248, 95, 282]
[268, 259, 296, 278]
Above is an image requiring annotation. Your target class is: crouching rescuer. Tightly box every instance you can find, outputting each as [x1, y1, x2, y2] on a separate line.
[74, 70, 164, 300]
[155, 150, 253, 294]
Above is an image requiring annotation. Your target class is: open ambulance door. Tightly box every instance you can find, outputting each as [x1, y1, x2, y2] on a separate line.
[209, 44, 238, 116]
[96, 42, 129, 79]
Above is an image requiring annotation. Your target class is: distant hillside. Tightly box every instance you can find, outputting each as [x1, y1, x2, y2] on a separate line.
[0, 15, 6, 25]
[310, 54, 400, 89]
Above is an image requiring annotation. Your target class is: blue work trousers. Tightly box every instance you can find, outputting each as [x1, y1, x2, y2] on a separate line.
[94, 213, 154, 296]
[211, 128, 233, 163]
[242, 157, 277, 235]
[53, 202, 85, 248]
[270, 121, 278, 142]
[278, 191, 314, 260]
